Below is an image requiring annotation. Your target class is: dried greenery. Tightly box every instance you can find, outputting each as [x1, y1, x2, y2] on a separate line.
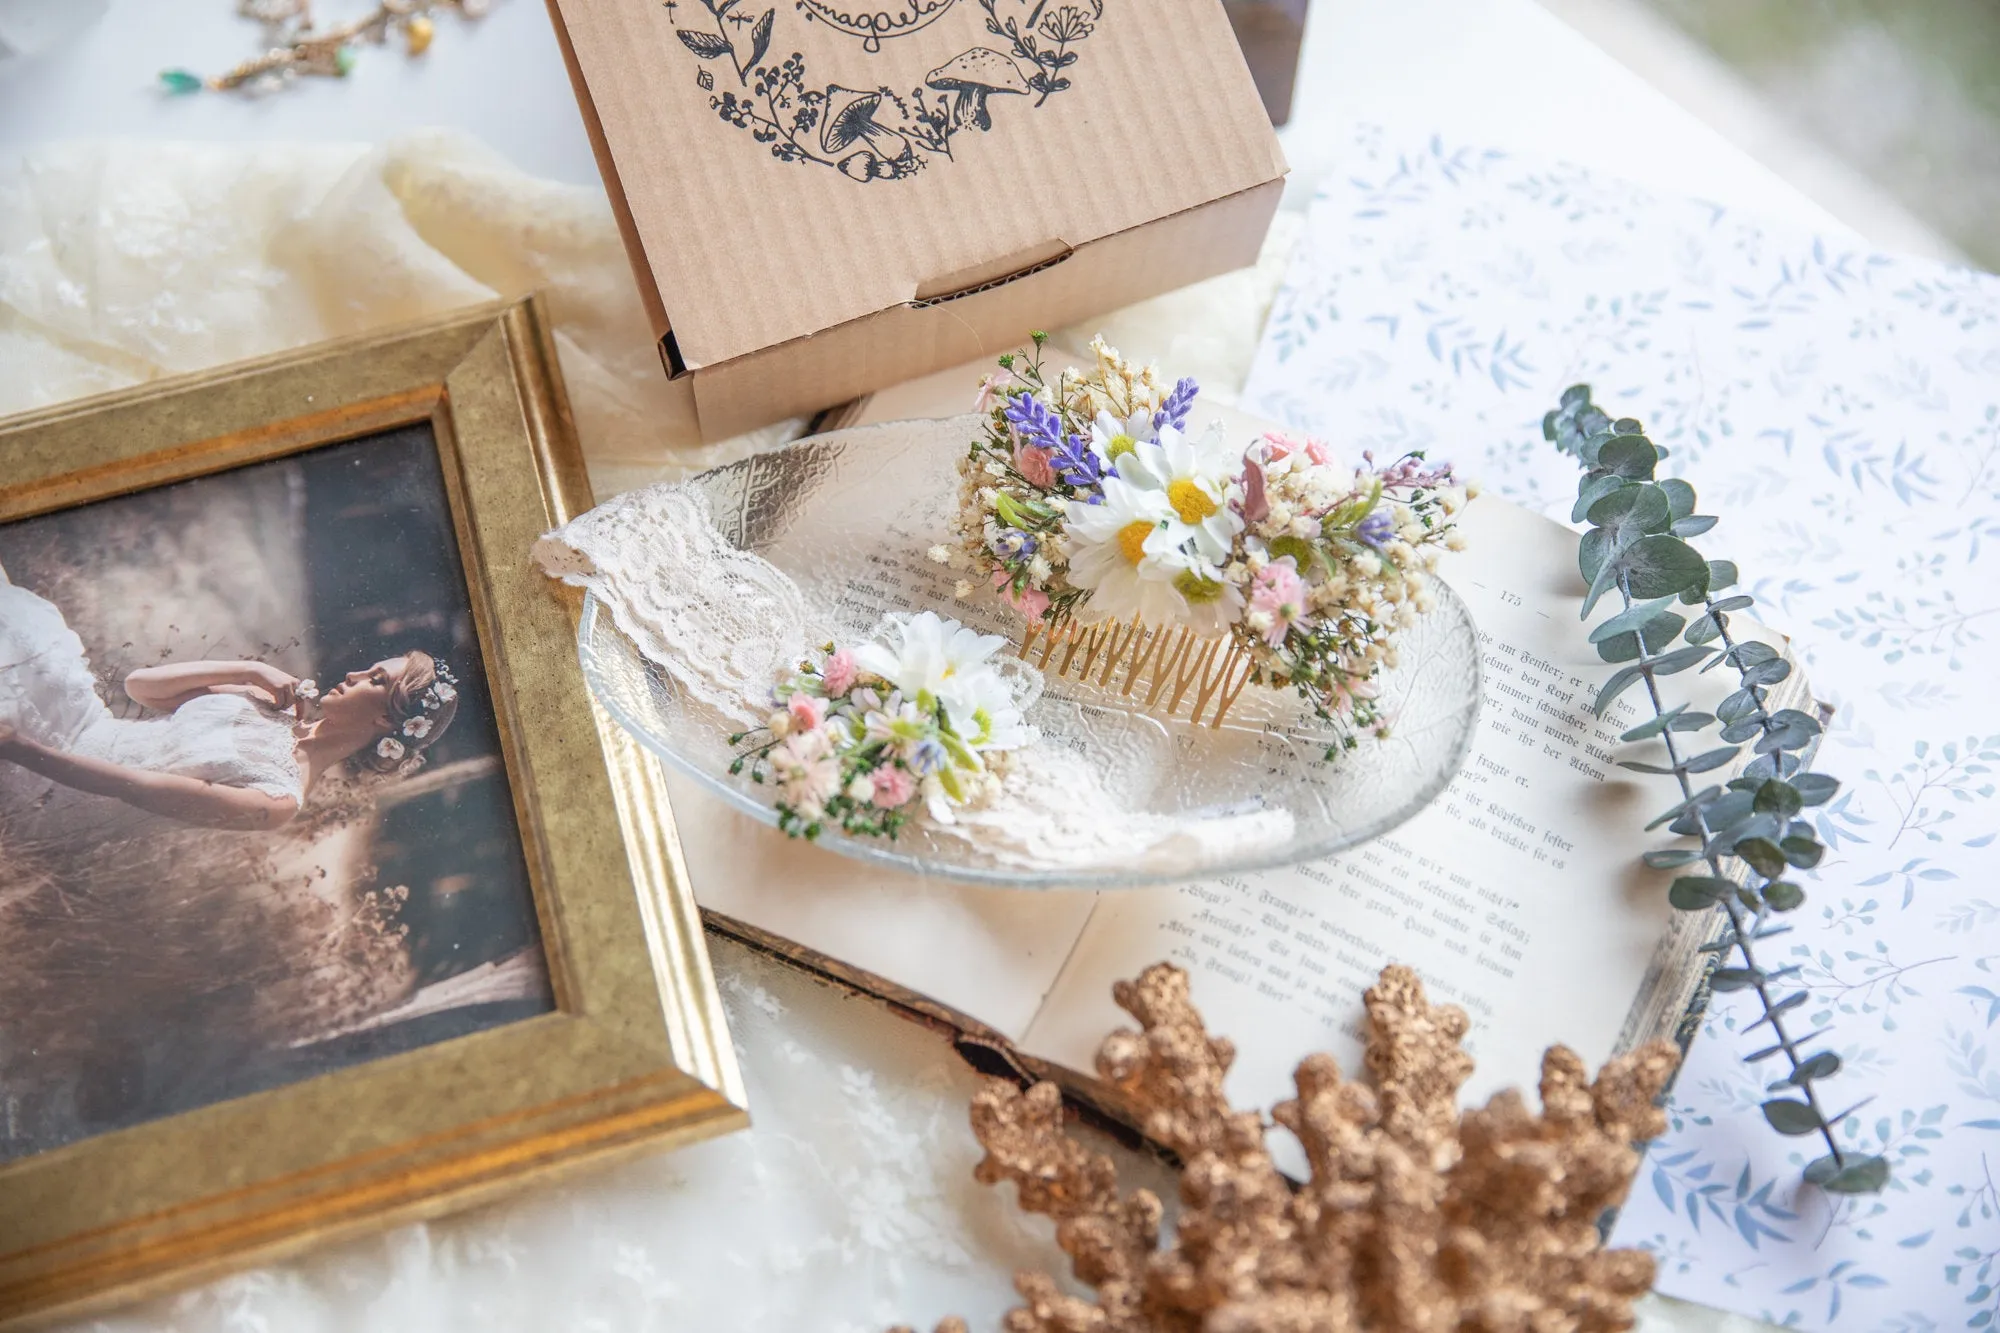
[896, 963, 1677, 1333]
[1545, 386, 1886, 1194]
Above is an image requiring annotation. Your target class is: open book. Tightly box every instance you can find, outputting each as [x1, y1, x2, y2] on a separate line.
[667, 366, 1810, 1139]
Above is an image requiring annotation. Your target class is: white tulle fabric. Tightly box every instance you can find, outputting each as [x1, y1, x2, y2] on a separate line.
[0, 567, 305, 843]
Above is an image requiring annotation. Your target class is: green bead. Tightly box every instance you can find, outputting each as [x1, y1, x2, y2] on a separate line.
[159, 69, 205, 95]
[333, 45, 357, 76]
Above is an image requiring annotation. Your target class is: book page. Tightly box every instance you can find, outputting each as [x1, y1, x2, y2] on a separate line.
[1017, 493, 1746, 1111]
[675, 776, 1100, 1041]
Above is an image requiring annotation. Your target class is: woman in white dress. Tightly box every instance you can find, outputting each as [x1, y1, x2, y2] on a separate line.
[0, 561, 459, 844]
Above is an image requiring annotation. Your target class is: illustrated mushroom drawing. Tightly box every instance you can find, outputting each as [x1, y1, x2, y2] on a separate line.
[924, 48, 1031, 133]
[819, 84, 917, 180]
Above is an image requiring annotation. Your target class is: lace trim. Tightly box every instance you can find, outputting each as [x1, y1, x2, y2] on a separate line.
[535, 487, 814, 729]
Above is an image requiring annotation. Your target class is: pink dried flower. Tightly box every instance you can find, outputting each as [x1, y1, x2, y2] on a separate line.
[870, 764, 918, 809]
[974, 367, 1020, 415]
[1260, 430, 1299, 462]
[1304, 438, 1334, 466]
[1239, 455, 1270, 523]
[822, 648, 858, 698]
[992, 569, 1051, 620]
[1013, 443, 1057, 488]
[788, 692, 828, 731]
[1249, 556, 1307, 648]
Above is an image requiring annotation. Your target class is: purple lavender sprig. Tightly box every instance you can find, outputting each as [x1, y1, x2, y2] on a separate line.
[1154, 376, 1200, 433]
[1049, 432, 1105, 495]
[1005, 393, 1066, 454]
[1356, 511, 1395, 550]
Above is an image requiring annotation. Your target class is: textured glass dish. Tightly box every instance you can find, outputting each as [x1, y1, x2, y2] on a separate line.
[578, 424, 1482, 889]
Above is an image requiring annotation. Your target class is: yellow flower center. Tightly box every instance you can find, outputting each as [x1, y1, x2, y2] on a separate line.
[1116, 520, 1154, 566]
[1174, 572, 1225, 604]
[1105, 433, 1138, 460]
[1168, 478, 1218, 525]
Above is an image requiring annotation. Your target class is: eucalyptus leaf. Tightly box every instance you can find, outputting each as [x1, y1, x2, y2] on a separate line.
[1792, 773, 1840, 806]
[1721, 717, 1766, 744]
[1645, 785, 1723, 832]
[1623, 535, 1712, 599]
[1588, 594, 1682, 644]
[1685, 612, 1724, 645]
[1807, 1154, 1890, 1195]
[1643, 848, 1704, 869]
[1753, 780, 1805, 817]
[1571, 472, 1627, 524]
[1672, 515, 1719, 538]
[1763, 1099, 1825, 1136]
[1712, 967, 1762, 993]
[1669, 875, 1736, 910]
[1649, 644, 1717, 676]
[1597, 612, 1687, 663]
[1735, 836, 1789, 878]
[1682, 745, 1742, 774]
[1659, 477, 1697, 521]
[1579, 525, 1613, 584]
[1781, 836, 1825, 870]
[1755, 709, 1822, 755]
[1599, 433, 1660, 479]
[1765, 880, 1806, 911]
[1622, 703, 1689, 741]
[1707, 559, 1740, 590]
[1743, 658, 1794, 687]
[1709, 594, 1755, 615]
[1717, 688, 1761, 723]
[1785, 1051, 1842, 1085]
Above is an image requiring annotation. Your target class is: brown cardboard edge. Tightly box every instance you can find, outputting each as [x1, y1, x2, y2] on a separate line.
[678, 175, 1287, 441]
[543, 0, 672, 346]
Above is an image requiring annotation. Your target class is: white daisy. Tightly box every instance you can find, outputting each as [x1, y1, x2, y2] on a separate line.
[1115, 421, 1245, 564]
[1086, 408, 1157, 473]
[1065, 475, 1191, 626]
[850, 612, 1009, 714]
[1171, 561, 1249, 637]
[946, 665, 1031, 754]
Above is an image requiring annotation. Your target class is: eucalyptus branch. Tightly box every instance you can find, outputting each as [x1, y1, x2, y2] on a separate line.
[1546, 386, 1887, 1195]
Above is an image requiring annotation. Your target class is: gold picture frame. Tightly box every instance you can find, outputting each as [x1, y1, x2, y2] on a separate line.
[0, 298, 747, 1329]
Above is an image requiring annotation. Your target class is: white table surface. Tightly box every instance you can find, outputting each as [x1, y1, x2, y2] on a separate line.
[0, 0, 1855, 233]
[0, 4, 1870, 1330]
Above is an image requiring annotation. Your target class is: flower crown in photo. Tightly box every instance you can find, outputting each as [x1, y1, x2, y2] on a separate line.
[373, 660, 459, 772]
[933, 336, 1472, 749]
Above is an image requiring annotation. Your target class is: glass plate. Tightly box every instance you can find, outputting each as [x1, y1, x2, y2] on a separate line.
[578, 425, 1482, 889]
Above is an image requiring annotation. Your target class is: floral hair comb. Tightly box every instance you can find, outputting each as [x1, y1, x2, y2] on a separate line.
[934, 335, 1472, 751]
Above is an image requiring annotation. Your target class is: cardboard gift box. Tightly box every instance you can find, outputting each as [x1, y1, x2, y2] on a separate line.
[546, 0, 1287, 441]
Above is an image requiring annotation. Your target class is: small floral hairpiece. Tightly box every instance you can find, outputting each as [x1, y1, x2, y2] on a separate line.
[728, 614, 1029, 842]
[933, 336, 1473, 755]
[377, 736, 407, 762]
[403, 715, 434, 740]
[419, 663, 459, 713]
[294, 678, 321, 703]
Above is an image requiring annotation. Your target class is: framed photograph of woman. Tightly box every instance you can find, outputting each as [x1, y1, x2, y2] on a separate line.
[0, 299, 746, 1329]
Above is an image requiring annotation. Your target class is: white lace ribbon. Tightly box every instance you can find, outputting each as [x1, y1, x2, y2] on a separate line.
[534, 486, 815, 729]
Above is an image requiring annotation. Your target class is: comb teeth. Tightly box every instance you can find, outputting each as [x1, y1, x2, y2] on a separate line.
[1016, 618, 1257, 727]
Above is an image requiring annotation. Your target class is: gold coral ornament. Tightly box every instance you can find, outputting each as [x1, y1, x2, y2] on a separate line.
[896, 963, 1678, 1333]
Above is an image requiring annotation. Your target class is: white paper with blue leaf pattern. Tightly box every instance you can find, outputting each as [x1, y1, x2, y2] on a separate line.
[1242, 129, 2000, 1333]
